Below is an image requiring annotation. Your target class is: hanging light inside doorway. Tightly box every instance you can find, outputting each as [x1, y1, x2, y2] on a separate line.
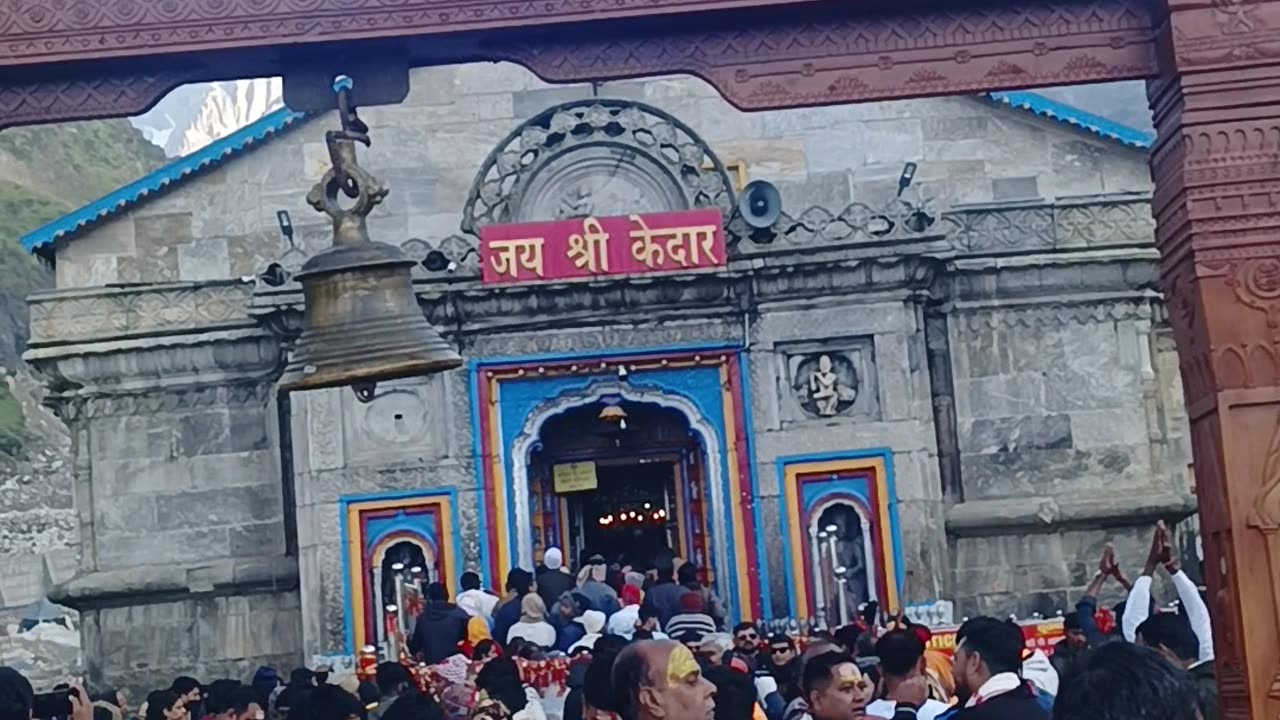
[599, 397, 628, 430]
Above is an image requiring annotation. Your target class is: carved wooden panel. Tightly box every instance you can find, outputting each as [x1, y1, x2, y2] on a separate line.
[2, 1, 1159, 128]
[0, 0, 815, 66]
[495, 1, 1159, 109]
[1151, 3, 1280, 718]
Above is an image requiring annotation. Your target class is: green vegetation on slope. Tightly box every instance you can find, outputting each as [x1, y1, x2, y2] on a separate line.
[0, 117, 166, 456]
[0, 118, 167, 205]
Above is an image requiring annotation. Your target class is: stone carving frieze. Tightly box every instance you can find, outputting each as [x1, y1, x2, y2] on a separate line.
[952, 299, 1158, 333]
[47, 380, 275, 423]
[940, 196, 1154, 255]
[28, 281, 257, 347]
[462, 100, 735, 232]
[732, 199, 947, 254]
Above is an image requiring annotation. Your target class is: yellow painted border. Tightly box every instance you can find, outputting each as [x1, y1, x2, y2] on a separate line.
[347, 494, 458, 651]
[783, 457, 898, 617]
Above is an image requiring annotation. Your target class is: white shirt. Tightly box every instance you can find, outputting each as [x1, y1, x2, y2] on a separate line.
[512, 687, 546, 720]
[507, 621, 556, 648]
[1122, 571, 1215, 662]
[965, 672, 1023, 708]
[607, 604, 640, 639]
[457, 589, 500, 619]
[865, 699, 949, 720]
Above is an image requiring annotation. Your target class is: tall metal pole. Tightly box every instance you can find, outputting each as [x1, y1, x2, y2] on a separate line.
[811, 527, 827, 629]
[824, 526, 844, 626]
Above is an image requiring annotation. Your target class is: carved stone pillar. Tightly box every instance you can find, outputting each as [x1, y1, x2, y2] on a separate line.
[26, 282, 301, 691]
[1150, 3, 1280, 717]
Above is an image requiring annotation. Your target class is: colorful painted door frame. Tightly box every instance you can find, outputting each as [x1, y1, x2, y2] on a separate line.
[776, 450, 905, 621]
[469, 344, 770, 620]
[339, 488, 464, 653]
[9, 1, 1280, 715]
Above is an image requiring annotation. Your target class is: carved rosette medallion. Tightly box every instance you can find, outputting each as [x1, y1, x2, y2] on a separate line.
[1232, 258, 1280, 331]
[461, 99, 735, 232]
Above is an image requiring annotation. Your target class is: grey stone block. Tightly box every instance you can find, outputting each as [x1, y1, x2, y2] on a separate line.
[959, 445, 1145, 501]
[96, 457, 190, 496]
[960, 414, 1073, 454]
[95, 528, 230, 570]
[188, 450, 279, 490]
[154, 484, 281, 531]
[176, 411, 231, 457]
[923, 116, 990, 141]
[512, 86, 593, 118]
[992, 176, 1040, 202]
[771, 171, 855, 214]
[955, 373, 1045, 420]
[1069, 407, 1150, 449]
[95, 495, 158, 533]
[229, 522, 287, 557]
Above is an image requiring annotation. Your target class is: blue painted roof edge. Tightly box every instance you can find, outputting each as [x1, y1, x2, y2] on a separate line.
[987, 90, 1155, 149]
[21, 106, 309, 253]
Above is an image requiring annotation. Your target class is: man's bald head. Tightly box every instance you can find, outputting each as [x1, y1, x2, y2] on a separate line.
[612, 641, 660, 720]
[612, 640, 713, 720]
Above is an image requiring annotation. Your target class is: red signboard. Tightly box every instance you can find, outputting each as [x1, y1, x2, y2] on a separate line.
[927, 618, 1066, 657]
[479, 210, 727, 285]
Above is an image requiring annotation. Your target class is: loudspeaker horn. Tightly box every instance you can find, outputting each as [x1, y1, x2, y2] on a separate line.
[738, 180, 782, 229]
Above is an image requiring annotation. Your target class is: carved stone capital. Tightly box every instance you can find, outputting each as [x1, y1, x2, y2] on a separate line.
[26, 329, 284, 422]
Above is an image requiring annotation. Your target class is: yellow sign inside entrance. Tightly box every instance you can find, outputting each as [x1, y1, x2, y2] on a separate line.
[553, 461, 599, 493]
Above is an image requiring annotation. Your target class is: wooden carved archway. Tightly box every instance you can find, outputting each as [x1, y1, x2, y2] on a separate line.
[5, 1, 1280, 716]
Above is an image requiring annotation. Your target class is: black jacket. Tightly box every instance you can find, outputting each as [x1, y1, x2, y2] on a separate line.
[951, 683, 1049, 720]
[536, 569, 575, 613]
[408, 601, 469, 664]
[1189, 661, 1220, 720]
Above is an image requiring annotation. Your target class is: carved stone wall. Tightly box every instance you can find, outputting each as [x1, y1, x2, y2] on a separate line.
[50, 63, 1153, 290]
[23, 282, 301, 691]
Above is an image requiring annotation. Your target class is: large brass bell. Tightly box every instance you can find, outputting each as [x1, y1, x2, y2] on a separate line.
[278, 90, 462, 395]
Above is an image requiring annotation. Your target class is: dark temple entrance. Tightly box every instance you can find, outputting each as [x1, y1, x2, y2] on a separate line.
[574, 459, 676, 567]
[529, 399, 713, 573]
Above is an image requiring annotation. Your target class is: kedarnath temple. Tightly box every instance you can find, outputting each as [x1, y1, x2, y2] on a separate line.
[17, 64, 1193, 687]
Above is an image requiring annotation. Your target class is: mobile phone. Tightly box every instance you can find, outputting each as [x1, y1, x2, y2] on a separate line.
[32, 689, 74, 719]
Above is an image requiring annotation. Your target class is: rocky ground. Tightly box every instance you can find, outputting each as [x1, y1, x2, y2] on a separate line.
[0, 614, 82, 690]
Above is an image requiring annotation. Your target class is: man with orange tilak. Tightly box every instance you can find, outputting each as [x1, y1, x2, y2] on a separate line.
[612, 640, 716, 720]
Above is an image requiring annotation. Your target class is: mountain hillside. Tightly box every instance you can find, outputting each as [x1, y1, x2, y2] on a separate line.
[0, 117, 165, 613]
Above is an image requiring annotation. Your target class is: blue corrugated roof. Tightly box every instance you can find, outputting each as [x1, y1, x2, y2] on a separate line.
[22, 91, 1154, 254]
[21, 106, 308, 253]
[987, 91, 1155, 149]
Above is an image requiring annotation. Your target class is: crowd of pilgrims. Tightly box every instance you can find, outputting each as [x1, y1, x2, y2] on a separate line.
[0, 523, 1219, 720]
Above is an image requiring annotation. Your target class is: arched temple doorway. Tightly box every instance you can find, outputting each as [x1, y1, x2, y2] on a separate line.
[529, 400, 715, 575]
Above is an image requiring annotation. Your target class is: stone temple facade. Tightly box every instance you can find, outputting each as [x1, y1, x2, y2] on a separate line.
[18, 63, 1193, 688]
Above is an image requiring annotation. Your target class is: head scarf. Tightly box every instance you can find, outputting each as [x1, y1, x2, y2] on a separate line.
[679, 590, 705, 613]
[543, 548, 563, 571]
[588, 563, 607, 584]
[576, 610, 606, 635]
[467, 616, 493, 644]
[520, 593, 547, 623]
[624, 571, 645, 589]
[621, 584, 642, 607]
